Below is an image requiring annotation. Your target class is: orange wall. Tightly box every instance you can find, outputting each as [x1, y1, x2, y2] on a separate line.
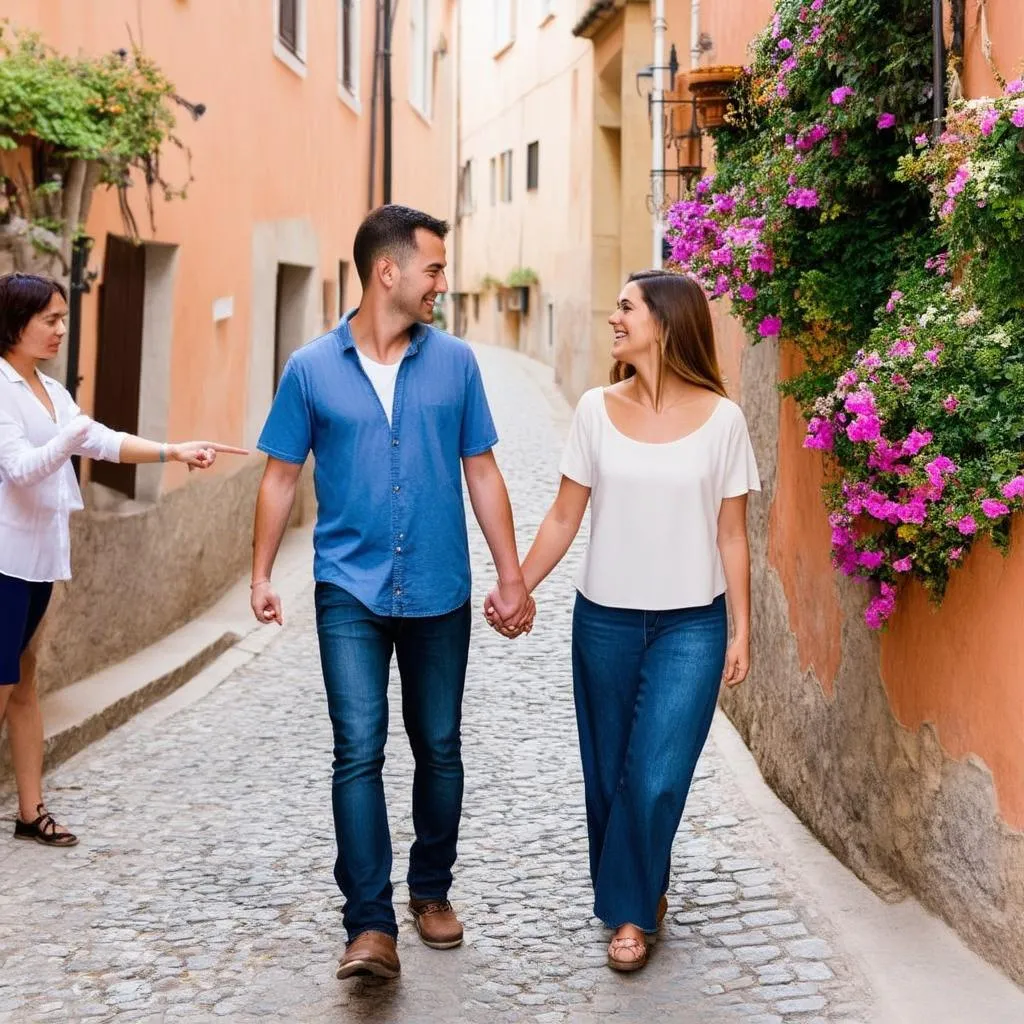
[3, 0, 454, 491]
[703, 0, 1024, 829]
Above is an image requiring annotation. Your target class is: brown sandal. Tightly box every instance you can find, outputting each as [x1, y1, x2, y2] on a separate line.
[14, 804, 78, 847]
[607, 933, 648, 972]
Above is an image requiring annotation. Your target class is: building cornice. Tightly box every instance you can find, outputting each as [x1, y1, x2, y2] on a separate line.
[572, 0, 620, 39]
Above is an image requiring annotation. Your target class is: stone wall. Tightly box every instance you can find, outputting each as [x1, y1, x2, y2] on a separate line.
[32, 457, 315, 698]
[724, 336, 1024, 987]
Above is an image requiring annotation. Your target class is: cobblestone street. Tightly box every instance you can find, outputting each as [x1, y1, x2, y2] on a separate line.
[0, 346, 872, 1023]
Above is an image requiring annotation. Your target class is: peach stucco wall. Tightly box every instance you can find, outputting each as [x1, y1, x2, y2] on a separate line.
[702, 0, 1024, 831]
[3, 0, 454, 492]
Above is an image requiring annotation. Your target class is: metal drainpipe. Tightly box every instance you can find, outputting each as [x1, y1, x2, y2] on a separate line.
[932, 0, 946, 141]
[651, 0, 667, 269]
[368, 0, 382, 210]
[383, 0, 397, 205]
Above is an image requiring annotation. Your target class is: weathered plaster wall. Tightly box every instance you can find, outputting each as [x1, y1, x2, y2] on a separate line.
[721, 335, 1024, 987]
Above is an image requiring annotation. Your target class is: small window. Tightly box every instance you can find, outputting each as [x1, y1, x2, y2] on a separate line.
[339, 0, 361, 103]
[410, 0, 432, 117]
[526, 141, 539, 191]
[459, 160, 474, 215]
[473, 293, 481, 321]
[490, 157, 497, 206]
[494, 0, 515, 53]
[500, 149, 513, 202]
[279, 0, 300, 54]
[274, 0, 307, 74]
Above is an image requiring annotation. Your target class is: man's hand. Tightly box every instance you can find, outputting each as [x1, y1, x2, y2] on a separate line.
[251, 580, 283, 626]
[483, 577, 534, 639]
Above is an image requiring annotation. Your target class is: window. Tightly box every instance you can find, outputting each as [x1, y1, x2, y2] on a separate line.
[500, 149, 513, 202]
[490, 157, 497, 206]
[458, 160, 475, 216]
[410, 0, 432, 117]
[338, 0, 361, 106]
[493, 0, 515, 53]
[526, 141, 539, 191]
[274, 0, 307, 75]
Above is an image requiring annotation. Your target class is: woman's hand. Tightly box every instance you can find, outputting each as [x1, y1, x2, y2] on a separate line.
[722, 636, 750, 688]
[171, 441, 249, 470]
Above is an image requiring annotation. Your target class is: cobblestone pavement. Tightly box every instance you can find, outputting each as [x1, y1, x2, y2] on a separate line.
[0, 346, 873, 1023]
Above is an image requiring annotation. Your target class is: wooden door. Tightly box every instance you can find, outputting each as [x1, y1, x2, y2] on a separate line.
[92, 235, 145, 497]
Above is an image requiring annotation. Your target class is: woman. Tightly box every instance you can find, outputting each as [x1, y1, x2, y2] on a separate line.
[0, 272, 247, 846]
[493, 270, 760, 971]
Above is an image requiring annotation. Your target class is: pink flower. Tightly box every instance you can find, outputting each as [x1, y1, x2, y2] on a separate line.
[858, 351, 882, 370]
[949, 546, 964, 561]
[926, 455, 957, 488]
[888, 338, 915, 358]
[1001, 476, 1024, 500]
[885, 290, 903, 313]
[865, 582, 898, 629]
[758, 316, 783, 337]
[897, 497, 928, 525]
[924, 348, 941, 365]
[859, 550, 885, 569]
[980, 108, 1000, 136]
[915, 133, 929, 146]
[877, 112, 896, 129]
[957, 515, 977, 535]
[831, 86, 855, 105]
[901, 429, 933, 457]
[737, 283, 757, 301]
[778, 37, 793, 51]
[846, 414, 881, 443]
[1006, 79, 1024, 95]
[892, 556, 913, 573]
[786, 188, 820, 208]
[776, 82, 791, 99]
[981, 499, 1010, 519]
[946, 165, 970, 198]
[809, 24, 824, 42]
[942, 394, 959, 413]
[804, 416, 835, 451]
[844, 389, 877, 416]
[780, 56, 798, 74]
[810, 0, 823, 10]
[1012, 109, 1024, 129]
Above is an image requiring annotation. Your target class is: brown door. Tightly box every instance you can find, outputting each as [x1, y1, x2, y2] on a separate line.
[93, 235, 145, 497]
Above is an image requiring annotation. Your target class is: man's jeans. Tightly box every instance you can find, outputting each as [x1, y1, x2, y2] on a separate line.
[314, 582, 471, 941]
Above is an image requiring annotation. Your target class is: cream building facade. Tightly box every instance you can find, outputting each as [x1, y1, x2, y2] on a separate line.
[454, 0, 703, 402]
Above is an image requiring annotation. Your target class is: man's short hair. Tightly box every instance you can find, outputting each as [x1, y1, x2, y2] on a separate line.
[353, 205, 450, 286]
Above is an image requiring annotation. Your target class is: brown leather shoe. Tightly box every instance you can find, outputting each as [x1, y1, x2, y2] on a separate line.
[408, 898, 464, 949]
[336, 931, 401, 980]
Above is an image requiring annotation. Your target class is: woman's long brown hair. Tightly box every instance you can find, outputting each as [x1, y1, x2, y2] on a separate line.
[610, 270, 727, 403]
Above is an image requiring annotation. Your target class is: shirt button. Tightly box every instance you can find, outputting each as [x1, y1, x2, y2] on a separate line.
[394, 586, 402, 595]
[392, 438, 399, 446]
[393, 485, 400, 493]
[395, 546, 402, 554]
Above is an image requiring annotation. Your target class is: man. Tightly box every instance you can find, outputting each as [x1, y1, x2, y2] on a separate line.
[251, 205, 533, 980]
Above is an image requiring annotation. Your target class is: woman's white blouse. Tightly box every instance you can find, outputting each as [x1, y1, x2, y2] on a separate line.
[560, 387, 761, 611]
[0, 358, 125, 582]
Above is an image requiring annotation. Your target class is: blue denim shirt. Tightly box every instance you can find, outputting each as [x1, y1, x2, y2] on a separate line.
[257, 315, 498, 617]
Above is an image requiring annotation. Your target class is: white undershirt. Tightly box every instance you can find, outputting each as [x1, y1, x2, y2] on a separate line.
[559, 387, 761, 610]
[356, 349, 402, 426]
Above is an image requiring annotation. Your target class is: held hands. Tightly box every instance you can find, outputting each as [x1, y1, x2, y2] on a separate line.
[170, 441, 249, 471]
[722, 635, 750, 687]
[483, 576, 535, 640]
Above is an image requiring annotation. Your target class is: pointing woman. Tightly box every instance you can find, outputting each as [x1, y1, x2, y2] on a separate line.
[0, 272, 247, 847]
[493, 270, 760, 971]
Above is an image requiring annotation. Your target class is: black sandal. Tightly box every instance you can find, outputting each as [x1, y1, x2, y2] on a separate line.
[14, 804, 78, 847]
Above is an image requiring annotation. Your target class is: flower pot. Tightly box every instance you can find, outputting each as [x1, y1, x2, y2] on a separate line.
[687, 65, 743, 129]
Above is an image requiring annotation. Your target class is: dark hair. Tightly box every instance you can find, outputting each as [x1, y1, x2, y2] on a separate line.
[353, 204, 450, 286]
[0, 273, 68, 357]
[611, 270, 727, 399]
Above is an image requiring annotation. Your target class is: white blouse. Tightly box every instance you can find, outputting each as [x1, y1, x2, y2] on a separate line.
[0, 358, 125, 582]
[560, 387, 761, 610]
